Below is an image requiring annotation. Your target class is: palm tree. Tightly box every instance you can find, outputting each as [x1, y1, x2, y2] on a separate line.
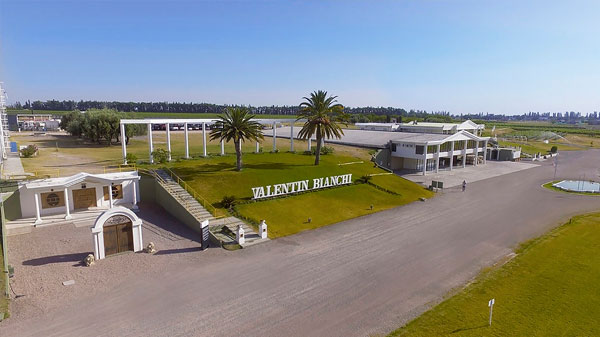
[297, 90, 346, 165]
[210, 107, 264, 171]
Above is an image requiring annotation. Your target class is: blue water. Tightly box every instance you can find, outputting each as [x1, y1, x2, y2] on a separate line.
[553, 180, 600, 193]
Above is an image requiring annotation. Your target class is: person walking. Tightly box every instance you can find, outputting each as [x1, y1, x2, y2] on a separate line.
[462, 180, 467, 192]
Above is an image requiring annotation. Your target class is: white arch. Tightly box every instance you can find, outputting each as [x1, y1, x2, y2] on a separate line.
[91, 206, 143, 260]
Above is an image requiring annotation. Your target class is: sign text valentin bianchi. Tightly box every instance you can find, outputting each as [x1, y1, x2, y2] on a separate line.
[251, 174, 353, 200]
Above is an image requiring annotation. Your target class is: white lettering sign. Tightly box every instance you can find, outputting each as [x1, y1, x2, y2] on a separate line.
[251, 174, 353, 200]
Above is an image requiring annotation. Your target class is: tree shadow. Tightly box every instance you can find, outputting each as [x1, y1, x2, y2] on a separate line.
[22, 252, 90, 266]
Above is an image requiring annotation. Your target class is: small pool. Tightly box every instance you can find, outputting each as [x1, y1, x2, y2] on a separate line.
[553, 180, 600, 193]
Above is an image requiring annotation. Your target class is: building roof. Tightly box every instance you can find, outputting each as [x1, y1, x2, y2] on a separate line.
[22, 171, 140, 190]
[401, 119, 484, 131]
[268, 127, 488, 148]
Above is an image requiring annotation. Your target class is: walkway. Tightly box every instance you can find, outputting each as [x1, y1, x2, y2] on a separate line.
[1, 150, 599, 337]
[2, 152, 26, 179]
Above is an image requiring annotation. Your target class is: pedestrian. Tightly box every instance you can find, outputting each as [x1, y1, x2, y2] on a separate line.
[462, 180, 466, 192]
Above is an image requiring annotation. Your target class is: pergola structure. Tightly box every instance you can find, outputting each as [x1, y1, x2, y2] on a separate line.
[119, 118, 306, 164]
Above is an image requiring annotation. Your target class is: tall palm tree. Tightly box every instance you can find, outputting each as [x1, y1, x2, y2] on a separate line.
[297, 90, 346, 165]
[210, 107, 264, 171]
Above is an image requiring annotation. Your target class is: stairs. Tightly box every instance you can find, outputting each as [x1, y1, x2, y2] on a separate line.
[154, 169, 266, 247]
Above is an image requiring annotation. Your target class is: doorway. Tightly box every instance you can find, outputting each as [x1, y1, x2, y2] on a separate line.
[72, 187, 97, 209]
[103, 218, 134, 256]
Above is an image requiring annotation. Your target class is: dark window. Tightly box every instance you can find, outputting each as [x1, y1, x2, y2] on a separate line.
[391, 143, 397, 152]
[415, 145, 424, 155]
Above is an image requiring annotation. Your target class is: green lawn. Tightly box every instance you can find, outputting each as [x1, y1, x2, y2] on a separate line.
[236, 183, 428, 238]
[389, 212, 600, 336]
[498, 140, 580, 155]
[167, 151, 432, 237]
[169, 152, 409, 206]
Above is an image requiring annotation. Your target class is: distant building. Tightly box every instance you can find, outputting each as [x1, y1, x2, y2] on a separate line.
[355, 119, 485, 136]
[8, 114, 61, 131]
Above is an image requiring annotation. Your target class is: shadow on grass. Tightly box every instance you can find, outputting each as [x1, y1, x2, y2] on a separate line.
[450, 324, 488, 334]
[22, 252, 90, 266]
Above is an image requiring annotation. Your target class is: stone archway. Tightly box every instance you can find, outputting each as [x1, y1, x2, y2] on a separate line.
[91, 207, 143, 260]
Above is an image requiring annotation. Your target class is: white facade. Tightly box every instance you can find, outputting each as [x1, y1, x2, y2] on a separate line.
[398, 120, 485, 135]
[18, 171, 140, 224]
[91, 207, 143, 260]
[389, 130, 489, 175]
[355, 123, 400, 132]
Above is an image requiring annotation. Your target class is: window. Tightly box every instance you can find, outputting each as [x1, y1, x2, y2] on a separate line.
[41, 191, 65, 209]
[391, 143, 397, 152]
[103, 184, 123, 201]
[415, 145, 424, 155]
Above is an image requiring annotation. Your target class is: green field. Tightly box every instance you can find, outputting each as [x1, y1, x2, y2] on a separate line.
[389, 212, 600, 336]
[167, 151, 432, 237]
[498, 140, 581, 155]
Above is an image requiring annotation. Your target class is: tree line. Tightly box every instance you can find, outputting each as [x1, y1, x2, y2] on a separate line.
[13, 99, 450, 119]
[60, 109, 146, 146]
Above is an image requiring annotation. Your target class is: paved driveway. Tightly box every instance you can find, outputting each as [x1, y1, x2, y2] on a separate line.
[1, 150, 599, 337]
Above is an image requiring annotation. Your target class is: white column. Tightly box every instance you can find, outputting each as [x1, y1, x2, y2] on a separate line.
[184, 122, 190, 159]
[462, 140, 467, 168]
[166, 123, 171, 161]
[64, 188, 72, 220]
[147, 123, 154, 164]
[108, 185, 114, 209]
[422, 144, 428, 176]
[220, 139, 225, 155]
[202, 123, 207, 157]
[449, 141, 454, 171]
[290, 123, 294, 152]
[120, 123, 127, 164]
[132, 180, 139, 210]
[272, 124, 277, 151]
[474, 141, 479, 166]
[255, 141, 260, 153]
[34, 193, 42, 225]
[308, 138, 312, 151]
[483, 140, 488, 164]
[435, 144, 440, 173]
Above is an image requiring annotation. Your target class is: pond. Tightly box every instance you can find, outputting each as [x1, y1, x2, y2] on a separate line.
[553, 180, 600, 193]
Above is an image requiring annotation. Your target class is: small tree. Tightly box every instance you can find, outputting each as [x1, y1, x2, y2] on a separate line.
[20, 145, 38, 158]
[550, 146, 558, 154]
[151, 148, 170, 164]
[210, 107, 264, 171]
[125, 153, 138, 164]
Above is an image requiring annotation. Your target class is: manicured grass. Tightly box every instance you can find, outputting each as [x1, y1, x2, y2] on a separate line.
[389, 212, 600, 336]
[236, 183, 429, 238]
[498, 140, 580, 155]
[168, 151, 426, 207]
[542, 181, 600, 196]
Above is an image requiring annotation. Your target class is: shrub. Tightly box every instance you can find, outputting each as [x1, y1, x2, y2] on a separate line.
[220, 195, 237, 209]
[550, 146, 558, 153]
[151, 148, 170, 164]
[311, 146, 334, 155]
[20, 145, 38, 158]
[357, 175, 372, 184]
[125, 153, 138, 164]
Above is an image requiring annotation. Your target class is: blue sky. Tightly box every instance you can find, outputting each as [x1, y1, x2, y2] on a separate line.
[1, 0, 599, 114]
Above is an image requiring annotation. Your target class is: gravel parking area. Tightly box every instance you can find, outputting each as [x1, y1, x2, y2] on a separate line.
[5, 202, 211, 320]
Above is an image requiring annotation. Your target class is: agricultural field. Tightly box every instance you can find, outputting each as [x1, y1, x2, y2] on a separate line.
[389, 213, 600, 336]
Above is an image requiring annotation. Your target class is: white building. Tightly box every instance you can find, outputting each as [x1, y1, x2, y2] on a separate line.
[355, 123, 400, 132]
[387, 130, 488, 174]
[398, 120, 485, 135]
[17, 171, 140, 225]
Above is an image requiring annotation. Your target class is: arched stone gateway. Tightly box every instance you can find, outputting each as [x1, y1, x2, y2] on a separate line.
[91, 206, 143, 260]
